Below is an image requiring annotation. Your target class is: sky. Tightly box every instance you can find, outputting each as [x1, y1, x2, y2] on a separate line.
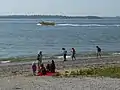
[0, 0, 119, 16]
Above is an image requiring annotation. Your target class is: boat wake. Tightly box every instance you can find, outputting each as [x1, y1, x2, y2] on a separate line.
[57, 24, 80, 27]
[57, 24, 120, 27]
[37, 23, 120, 27]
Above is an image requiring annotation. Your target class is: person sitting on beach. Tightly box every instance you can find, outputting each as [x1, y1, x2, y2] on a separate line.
[46, 62, 51, 72]
[62, 48, 67, 61]
[40, 64, 47, 75]
[71, 48, 76, 60]
[37, 51, 42, 70]
[50, 60, 56, 73]
[32, 62, 37, 76]
[96, 46, 101, 58]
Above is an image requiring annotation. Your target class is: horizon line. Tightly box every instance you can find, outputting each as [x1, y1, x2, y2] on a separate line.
[0, 14, 119, 17]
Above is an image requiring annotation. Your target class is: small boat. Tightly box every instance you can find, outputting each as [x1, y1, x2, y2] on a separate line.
[39, 21, 55, 26]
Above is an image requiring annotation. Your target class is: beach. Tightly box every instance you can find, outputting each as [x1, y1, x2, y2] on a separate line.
[1, 55, 120, 89]
[1, 76, 120, 90]
[0, 2, 120, 90]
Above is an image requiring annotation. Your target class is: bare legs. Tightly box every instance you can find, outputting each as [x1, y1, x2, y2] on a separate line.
[97, 52, 101, 58]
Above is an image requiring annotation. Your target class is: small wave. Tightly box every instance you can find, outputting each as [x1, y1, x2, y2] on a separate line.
[57, 24, 120, 27]
[0, 60, 11, 64]
[112, 53, 120, 55]
[37, 23, 41, 26]
[57, 56, 71, 59]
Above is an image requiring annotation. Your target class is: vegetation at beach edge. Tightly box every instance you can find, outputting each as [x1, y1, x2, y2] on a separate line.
[54, 66, 120, 78]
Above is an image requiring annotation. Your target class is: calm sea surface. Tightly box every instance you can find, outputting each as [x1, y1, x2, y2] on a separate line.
[0, 18, 120, 58]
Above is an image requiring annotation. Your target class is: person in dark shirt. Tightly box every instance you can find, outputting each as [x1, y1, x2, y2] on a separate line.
[40, 64, 46, 75]
[62, 48, 67, 61]
[96, 46, 101, 58]
[71, 48, 76, 60]
[46, 62, 51, 72]
[50, 60, 56, 73]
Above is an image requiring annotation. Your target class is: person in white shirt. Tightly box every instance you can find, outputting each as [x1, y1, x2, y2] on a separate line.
[37, 51, 42, 70]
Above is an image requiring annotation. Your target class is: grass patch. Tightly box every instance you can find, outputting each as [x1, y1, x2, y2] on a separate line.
[54, 66, 120, 78]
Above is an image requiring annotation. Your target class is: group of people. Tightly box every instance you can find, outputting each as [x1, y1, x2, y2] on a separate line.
[62, 46, 102, 61]
[32, 46, 101, 75]
[32, 51, 56, 75]
[62, 48, 76, 61]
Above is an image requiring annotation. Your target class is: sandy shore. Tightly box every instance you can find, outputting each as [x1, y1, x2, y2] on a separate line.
[1, 55, 120, 77]
[0, 76, 120, 90]
[0, 55, 120, 89]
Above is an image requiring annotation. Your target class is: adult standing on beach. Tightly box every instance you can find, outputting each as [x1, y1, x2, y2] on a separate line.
[62, 48, 67, 61]
[71, 48, 76, 60]
[37, 51, 42, 68]
[96, 46, 101, 58]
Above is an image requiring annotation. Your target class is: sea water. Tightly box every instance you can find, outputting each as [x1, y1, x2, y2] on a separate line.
[0, 18, 120, 58]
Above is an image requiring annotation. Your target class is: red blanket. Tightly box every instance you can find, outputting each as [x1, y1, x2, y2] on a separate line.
[37, 72, 56, 76]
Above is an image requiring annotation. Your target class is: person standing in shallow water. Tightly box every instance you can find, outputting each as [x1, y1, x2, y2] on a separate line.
[96, 46, 101, 58]
[37, 51, 42, 70]
[71, 48, 76, 60]
[62, 48, 67, 61]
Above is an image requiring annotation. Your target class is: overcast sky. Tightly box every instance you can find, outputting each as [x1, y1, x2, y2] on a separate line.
[0, 0, 119, 16]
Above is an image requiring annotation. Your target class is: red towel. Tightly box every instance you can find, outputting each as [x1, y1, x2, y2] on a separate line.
[37, 72, 56, 76]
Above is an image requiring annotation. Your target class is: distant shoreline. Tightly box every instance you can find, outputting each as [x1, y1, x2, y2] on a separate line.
[0, 15, 103, 19]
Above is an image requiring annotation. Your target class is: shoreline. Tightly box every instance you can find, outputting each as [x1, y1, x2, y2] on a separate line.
[1, 55, 120, 77]
[0, 51, 120, 63]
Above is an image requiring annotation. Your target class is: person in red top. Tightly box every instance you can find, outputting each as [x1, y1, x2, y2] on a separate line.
[71, 48, 76, 60]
